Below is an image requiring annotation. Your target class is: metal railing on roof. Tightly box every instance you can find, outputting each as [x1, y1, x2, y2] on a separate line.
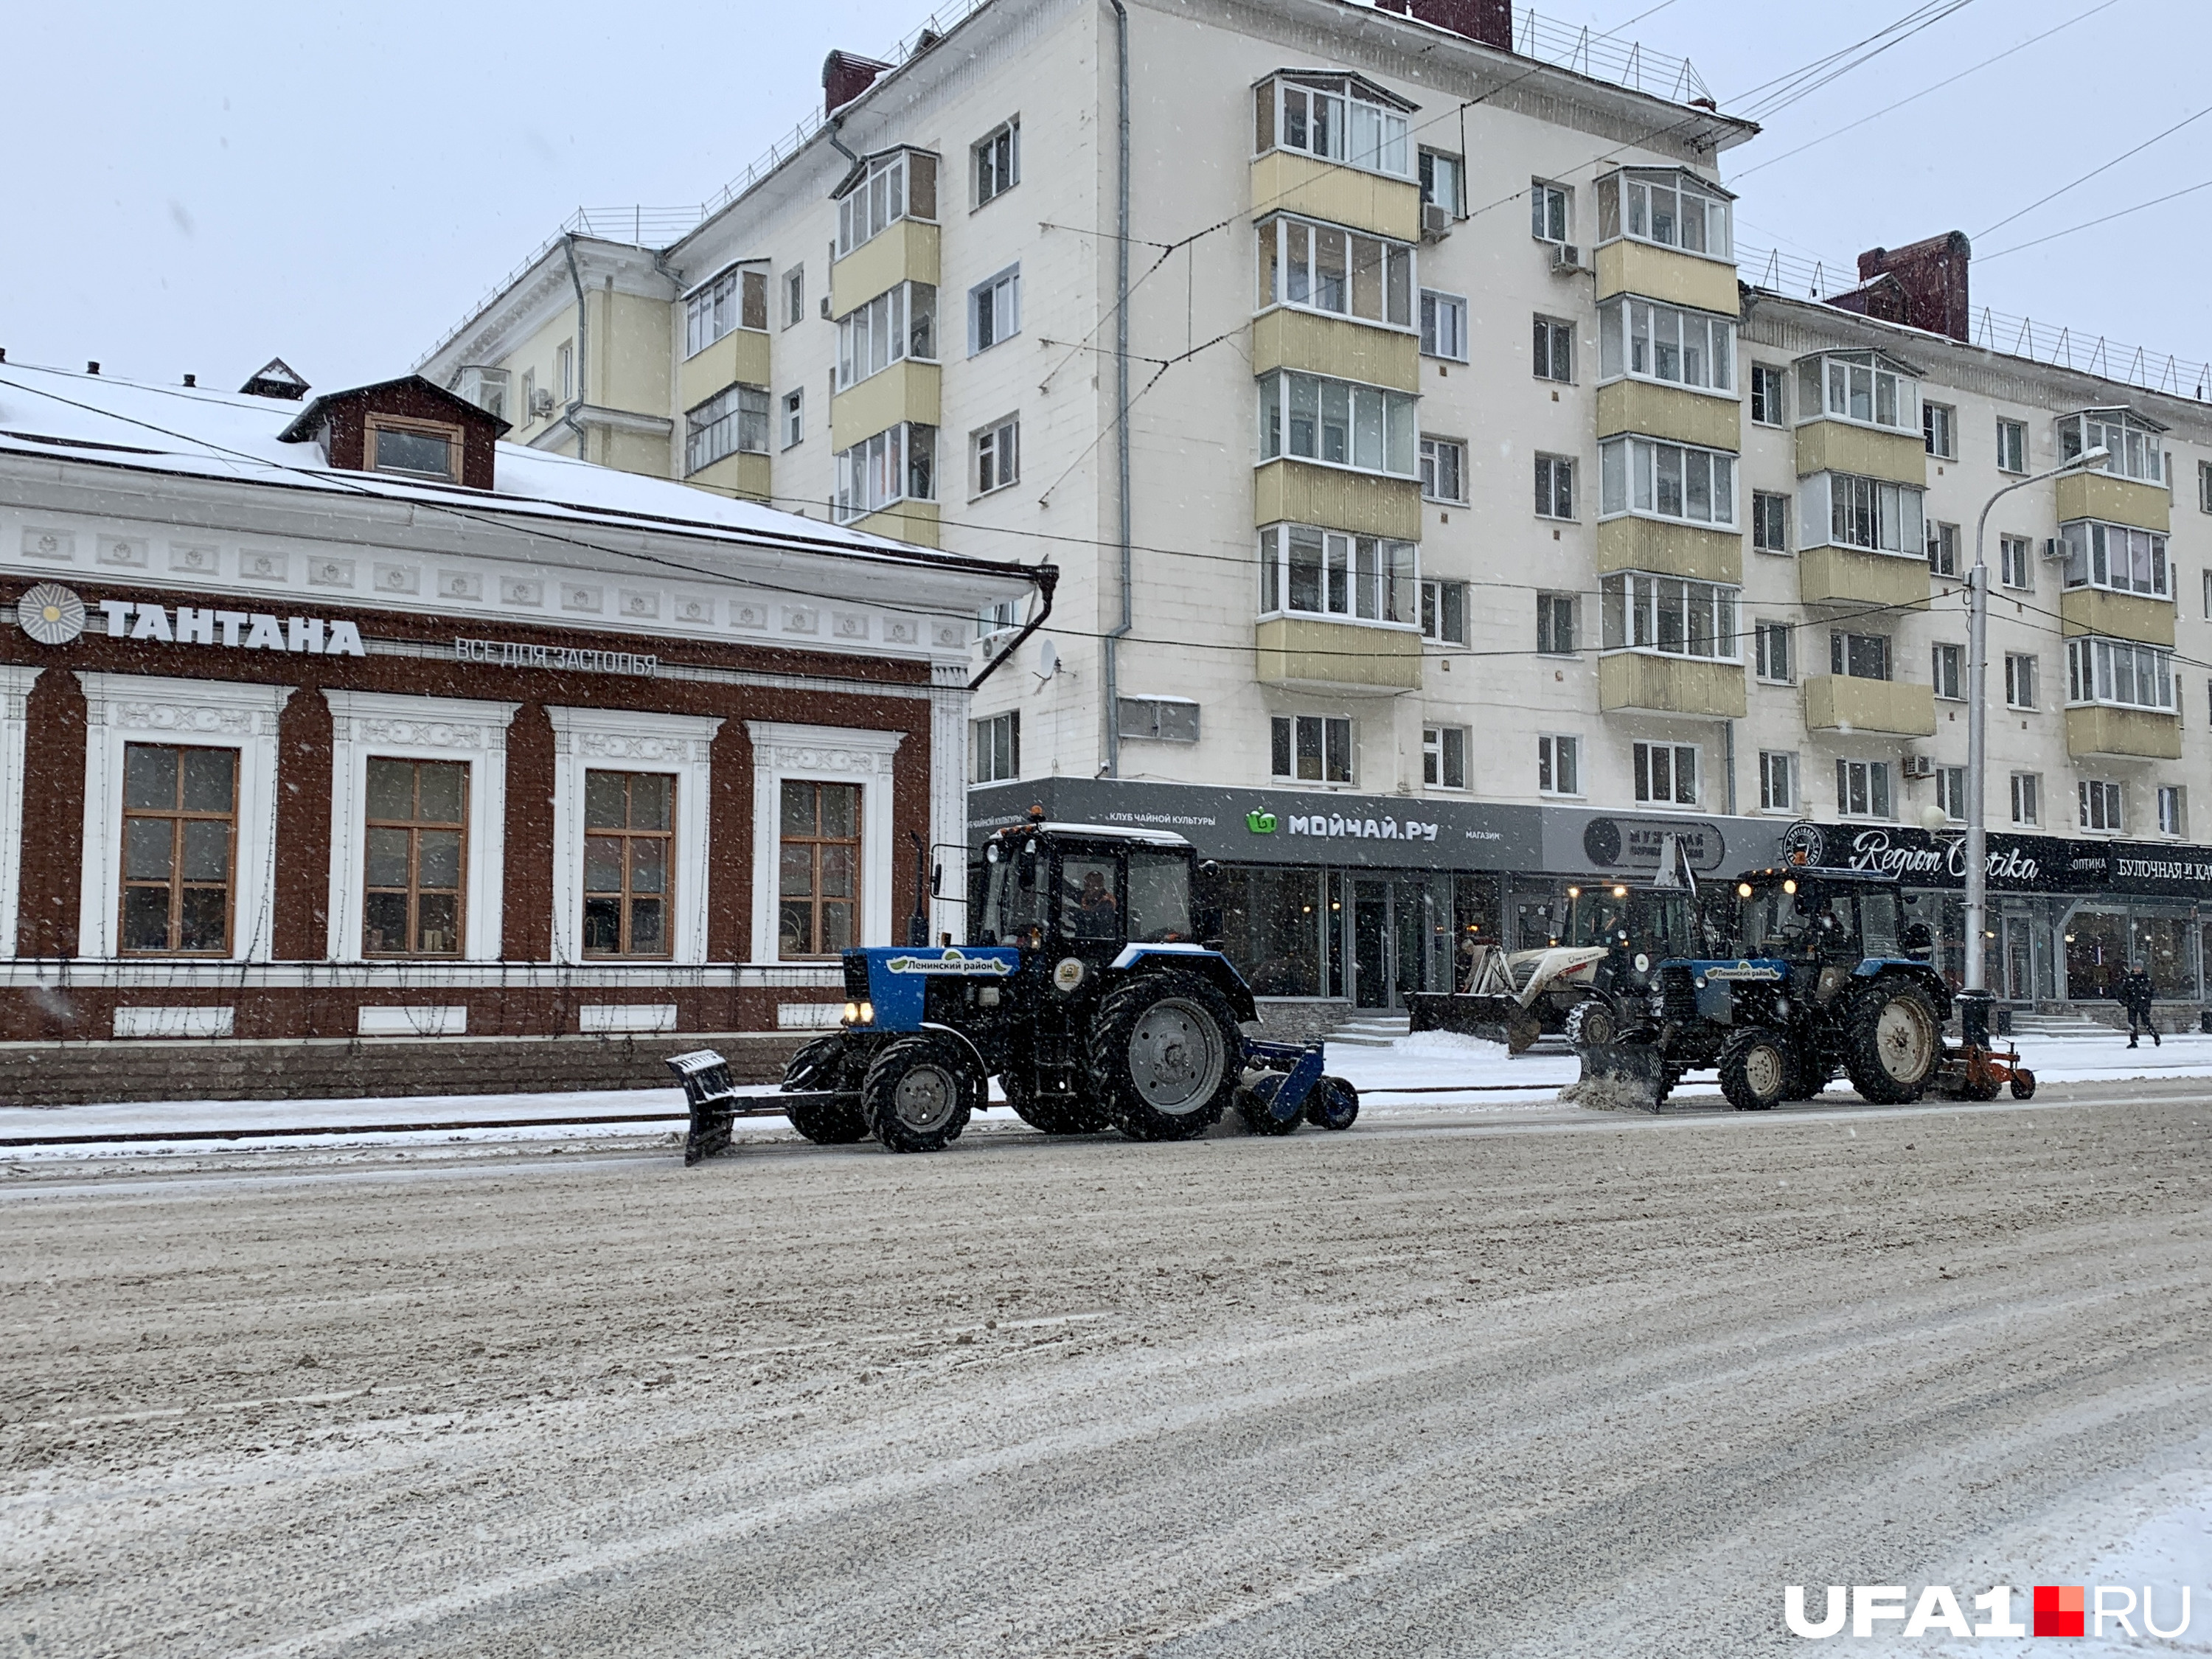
[1510, 7, 1710, 103]
[1742, 243, 2212, 404]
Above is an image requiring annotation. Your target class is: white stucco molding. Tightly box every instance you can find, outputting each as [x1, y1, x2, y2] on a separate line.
[745, 720, 907, 964]
[546, 704, 724, 964]
[0, 665, 44, 959]
[323, 689, 520, 963]
[77, 672, 293, 963]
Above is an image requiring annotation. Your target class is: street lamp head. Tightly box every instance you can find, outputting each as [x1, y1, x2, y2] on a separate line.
[1919, 803, 1950, 833]
[2068, 445, 2111, 471]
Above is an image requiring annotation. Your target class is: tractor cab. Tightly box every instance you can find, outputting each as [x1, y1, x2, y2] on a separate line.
[1718, 868, 1933, 968]
[973, 821, 1205, 962]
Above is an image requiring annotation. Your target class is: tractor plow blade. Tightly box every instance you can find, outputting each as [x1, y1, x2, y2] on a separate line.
[1565, 1041, 1669, 1113]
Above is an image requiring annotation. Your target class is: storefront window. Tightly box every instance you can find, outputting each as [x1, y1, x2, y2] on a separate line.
[582, 771, 672, 957]
[2136, 913, 2197, 1000]
[364, 758, 467, 956]
[779, 781, 860, 958]
[2065, 910, 2128, 1001]
[1219, 867, 1323, 996]
[119, 742, 236, 956]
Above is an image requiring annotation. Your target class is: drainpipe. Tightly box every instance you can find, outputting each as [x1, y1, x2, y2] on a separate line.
[1722, 719, 1736, 815]
[560, 233, 591, 461]
[826, 114, 861, 168]
[1102, 0, 1133, 779]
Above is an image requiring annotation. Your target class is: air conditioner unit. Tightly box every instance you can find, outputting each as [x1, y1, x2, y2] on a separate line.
[1899, 754, 1935, 780]
[819, 296, 832, 320]
[1551, 242, 1588, 274]
[1420, 202, 1453, 242]
[529, 388, 557, 418]
[2042, 536, 2062, 560]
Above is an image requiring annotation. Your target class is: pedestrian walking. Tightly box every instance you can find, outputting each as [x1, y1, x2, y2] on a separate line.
[2118, 964, 2160, 1048]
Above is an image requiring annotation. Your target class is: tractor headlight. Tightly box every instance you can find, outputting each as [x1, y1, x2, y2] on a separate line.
[860, 1001, 875, 1024]
[843, 1001, 861, 1025]
[843, 1001, 877, 1026]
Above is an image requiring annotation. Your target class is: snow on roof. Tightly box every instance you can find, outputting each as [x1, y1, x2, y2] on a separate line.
[0, 362, 1024, 585]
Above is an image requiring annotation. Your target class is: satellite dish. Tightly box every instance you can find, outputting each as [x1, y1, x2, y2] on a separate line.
[1034, 638, 1060, 681]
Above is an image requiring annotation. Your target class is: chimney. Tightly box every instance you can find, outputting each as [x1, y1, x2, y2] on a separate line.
[240, 357, 310, 400]
[1827, 232, 1972, 343]
[823, 51, 892, 118]
[1372, 0, 1512, 50]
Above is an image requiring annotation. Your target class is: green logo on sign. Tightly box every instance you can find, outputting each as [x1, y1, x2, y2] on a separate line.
[1247, 810, 1277, 834]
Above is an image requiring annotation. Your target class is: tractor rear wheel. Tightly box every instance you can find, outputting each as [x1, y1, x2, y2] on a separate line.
[781, 1036, 870, 1144]
[1842, 978, 1943, 1105]
[1719, 1027, 1790, 1111]
[1004, 1071, 1111, 1135]
[1086, 972, 1241, 1141]
[861, 1036, 978, 1153]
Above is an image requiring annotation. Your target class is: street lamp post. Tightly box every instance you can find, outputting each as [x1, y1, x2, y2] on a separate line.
[1964, 445, 2110, 998]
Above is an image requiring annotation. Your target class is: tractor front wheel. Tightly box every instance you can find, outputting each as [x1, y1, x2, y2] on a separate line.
[1562, 998, 1618, 1048]
[782, 1036, 871, 1144]
[1719, 1027, 1790, 1111]
[1087, 972, 1242, 1141]
[861, 1036, 978, 1153]
[1842, 979, 1944, 1105]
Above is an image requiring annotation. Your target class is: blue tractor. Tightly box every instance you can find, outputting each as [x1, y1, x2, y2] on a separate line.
[758, 816, 1357, 1155]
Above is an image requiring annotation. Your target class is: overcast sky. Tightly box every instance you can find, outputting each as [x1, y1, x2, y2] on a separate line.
[5, 0, 2205, 394]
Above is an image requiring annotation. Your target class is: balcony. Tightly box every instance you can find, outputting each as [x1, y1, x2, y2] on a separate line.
[677, 327, 770, 415]
[1252, 310, 1418, 393]
[831, 360, 941, 451]
[686, 451, 770, 505]
[1249, 150, 1420, 243]
[852, 500, 940, 549]
[1595, 380, 1740, 452]
[1595, 516, 1742, 585]
[2065, 704, 2180, 759]
[1253, 459, 1420, 539]
[1798, 545, 1930, 611]
[1794, 420, 1925, 486]
[1593, 240, 1738, 314]
[1804, 675, 1936, 737]
[2055, 470, 2170, 534]
[1598, 653, 1745, 718]
[2060, 586, 2174, 648]
[830, 218, 940, 317]
[1255, 616, 1422, 694]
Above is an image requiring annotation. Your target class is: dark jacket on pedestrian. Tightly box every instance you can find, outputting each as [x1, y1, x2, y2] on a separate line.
[2117, 969, 2156, 1013]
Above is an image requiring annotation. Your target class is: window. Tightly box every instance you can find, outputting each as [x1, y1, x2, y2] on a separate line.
[1419, 437, 1465, 503]
[2004, 653, 2038, 709]
[1996, 417, 2027, 474]
[684, 267, 768, 357]
[366, 418, 459, 483]
[119, 743, 235, 955]
[1258, 524, 1418, 625]
[1758, 751, 1795, 813]
[1537, 591, 1578, 655]
[1419, 291, 1467, 361]
[973, 712, 1020, 783]
[1420, 579, 1467, 644]
[1534, 317, 1573, 382]
[1254, 74, 1413, 178]
[1257, 371, 1418, 477]
[778, 781, 861, 957]
[2066, 636, 2175, 712]
[1258, 217, 1415, 329]
[1750, 364, 1787, 425]
[975, 118, 1020, 205]
[1271, 714, 1354, 783]
[684, 383, 771, 474]
[1934, 765, 1967, 823]
[782, 389, 804, 450]
[1829, 630, 1891, 681]
[1804, 471, 1925, 555]
[1634, 742, 1698, 806]
[1595, 298, 1734, 394]
[2201, 459, 2212, 512]
[1932, 643, 1963, 700]
[1594, 167, 1732, 259]
[1534, 454, 1575, 519]
[1601, 573, 1739, 660]
[2160, 785, 2187, 838]
[834, 422, 936, 522]
[2059, 521, 2169, 599]
[977, 598, 1020, 639]
[1794, 350, 1916, 432]
[1927, 521, 1959, 578]
[1530, 180, 1571, 243]
[2059, 408, 2163, 484]
[1754, 620, 1792, 683]
[1923, 401, 1955, 459]
[2010, 772, 2040, 827]
[363, 757, 466, 956]
[2000, 535, 2033, 591]
[1539, 734, 1580, 796]
[1423, 726, 1469, 790]
[520, 369, 535, 422]
[835, 149, 937, 257]
[1599, 436, 1736, 526]
[1119, 698, 1200, 742]
[838, 282, 938, 388]
[557, 341, 574, 403]
[1419, 150, 1464, 215]
[580, 771, 672, 958]
[1836, 759, 1893, 819]
[2079, 779, 2124, 834]
[785, 266, 804, 329]
[974, 415, 1019, 495]
[1752, 491, 1790, 553]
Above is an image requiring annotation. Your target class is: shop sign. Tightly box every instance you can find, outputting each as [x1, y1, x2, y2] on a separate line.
[1781, 821, 2212, 898]
[98, 597, 365, 655]
[452, 636, 658, 677]
[1276, 811, 1440, 844]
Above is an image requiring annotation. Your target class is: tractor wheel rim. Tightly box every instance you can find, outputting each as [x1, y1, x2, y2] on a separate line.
[1744, 1044, 1784, 1097]
[1128, 998, 1224, 1113]
[1876, 1000, 1935, 1080]
[892, 1063, 959, 1131]
[1582, 1008, 1614, 1043]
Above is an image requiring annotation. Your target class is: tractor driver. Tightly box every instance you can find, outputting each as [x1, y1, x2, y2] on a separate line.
[1072, 869, 1121, 939]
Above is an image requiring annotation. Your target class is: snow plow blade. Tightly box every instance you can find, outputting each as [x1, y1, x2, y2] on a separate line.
[1568, 1041, 1667, 1113]
[1405, 992, 1541, 1053]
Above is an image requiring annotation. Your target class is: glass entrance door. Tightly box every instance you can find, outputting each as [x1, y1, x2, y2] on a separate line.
[1352, 877, 1447, 1009]
[1353, 880, 1393, 1009]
